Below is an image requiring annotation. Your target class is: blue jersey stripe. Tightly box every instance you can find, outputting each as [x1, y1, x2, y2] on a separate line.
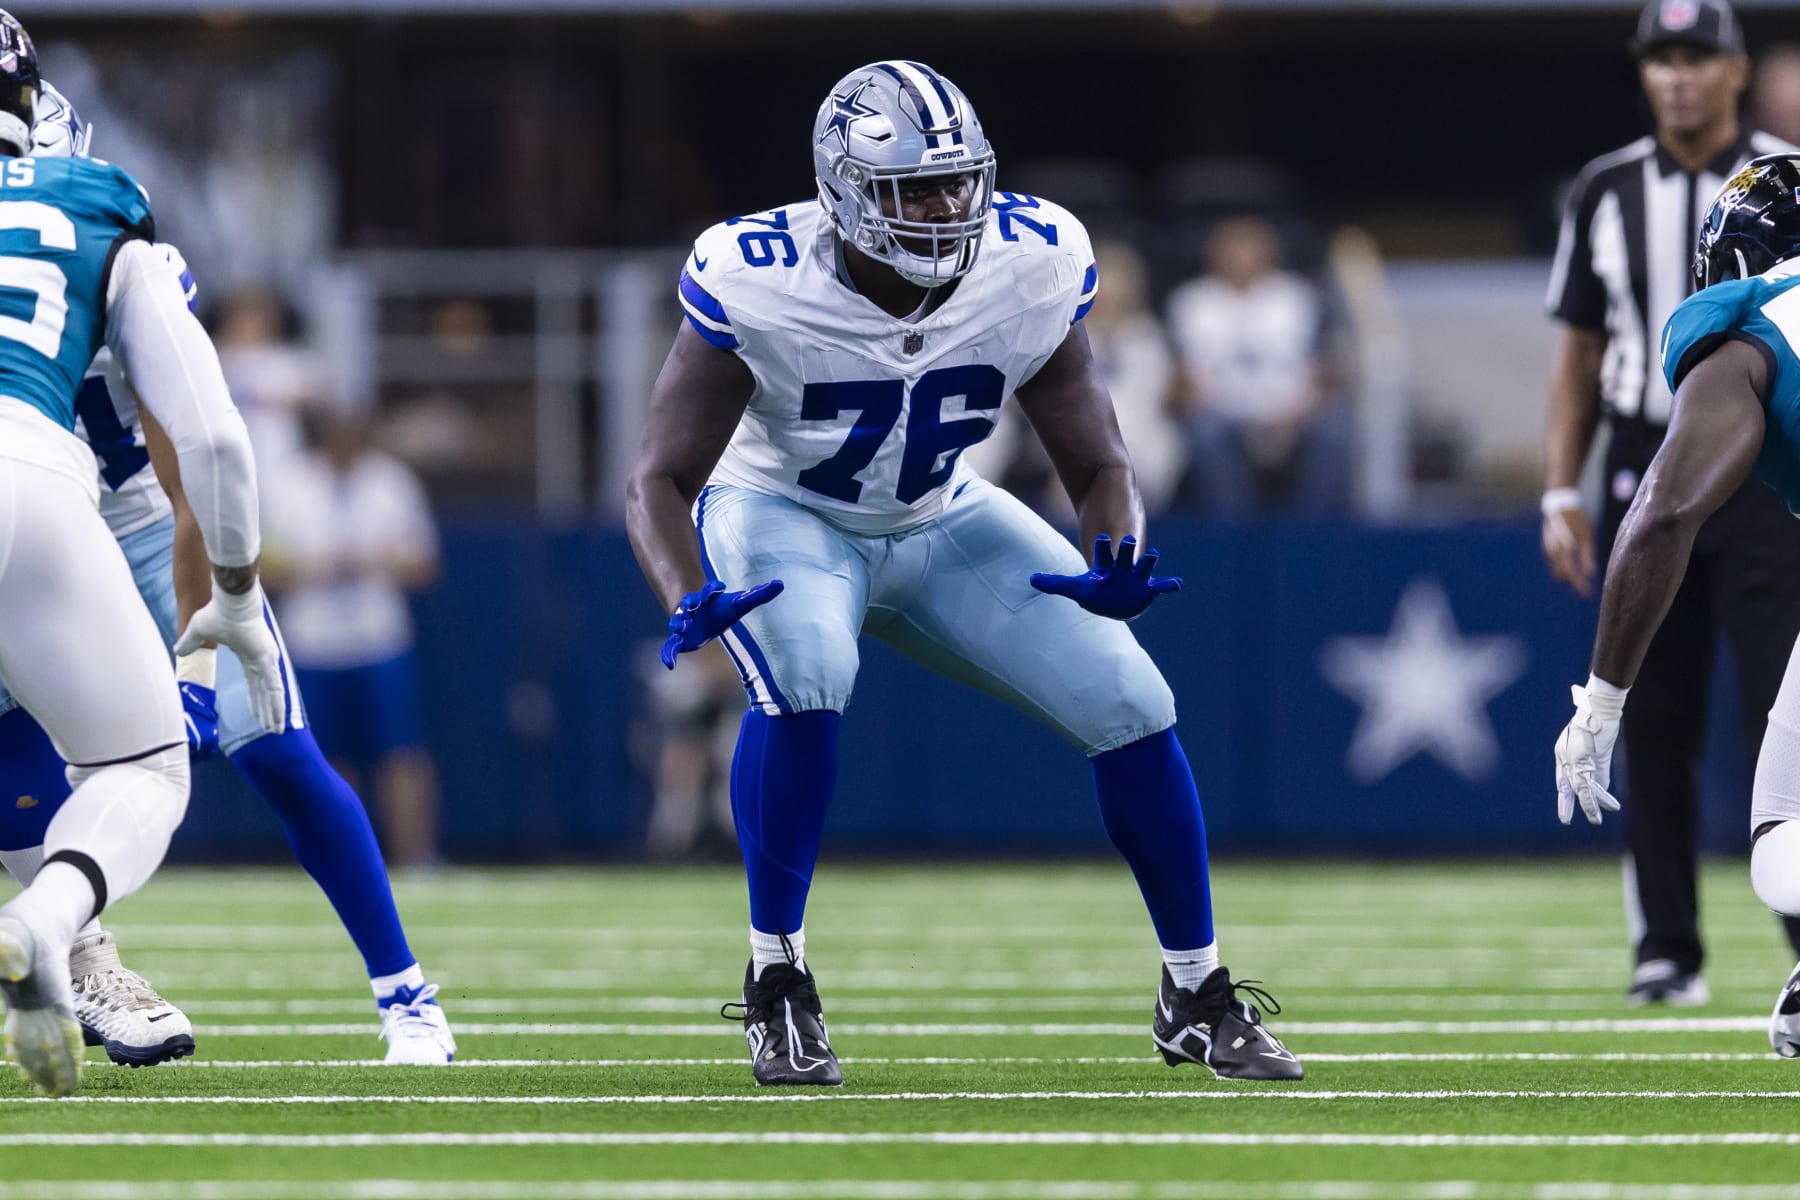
[678, 267, 731, 326]
[682, 310, 739, 351]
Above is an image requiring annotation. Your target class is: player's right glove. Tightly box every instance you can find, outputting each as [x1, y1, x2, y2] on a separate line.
[175, 581, 287, 735]
[661, 578, 784, 669]
[1554, 680, 1626, 826]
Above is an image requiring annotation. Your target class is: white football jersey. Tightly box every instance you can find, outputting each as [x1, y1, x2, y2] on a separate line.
[679, 195, 1098, 534]
[72, 243, 196, 538]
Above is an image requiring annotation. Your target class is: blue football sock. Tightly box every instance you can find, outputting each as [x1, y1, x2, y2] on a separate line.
[730, 709, 838, 936]
[231, 729, 417, 979]
[0, 706, 70, 853]
[1091, 726, 1215, 950]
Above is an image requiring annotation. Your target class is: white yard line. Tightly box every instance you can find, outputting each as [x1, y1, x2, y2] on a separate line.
[2, 1132, 1799, 1147]
[132, 968, 1794, 993]
[174, 993, 1746, 1017]
[8, 1089, 1800, 1105]
[94, 1051, 1788, 1069]
[183, 1017, 1772, 1036]
[5, 1182, 1800, 1200]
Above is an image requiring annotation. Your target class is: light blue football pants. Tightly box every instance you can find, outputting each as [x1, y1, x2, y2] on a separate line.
[694, 478, 1176, 756]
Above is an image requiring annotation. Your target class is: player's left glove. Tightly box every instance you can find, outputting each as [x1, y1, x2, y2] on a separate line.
[175, 581, 287, 735]
[1554, 680, 1626, 826]
[179, 682, 220, 759]
[1030, 534, 1183, 621]
[661, 578, 785, 669]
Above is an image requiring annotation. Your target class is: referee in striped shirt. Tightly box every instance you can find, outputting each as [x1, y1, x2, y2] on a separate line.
[1545, 0, 1800, 1005]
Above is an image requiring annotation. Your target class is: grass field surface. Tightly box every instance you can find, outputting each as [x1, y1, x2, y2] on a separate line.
[2, 860, 1798, 1199]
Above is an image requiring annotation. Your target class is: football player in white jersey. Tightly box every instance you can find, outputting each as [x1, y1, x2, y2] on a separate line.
[627, 60, 1302, 1086]
[0, 81, 457, 1068]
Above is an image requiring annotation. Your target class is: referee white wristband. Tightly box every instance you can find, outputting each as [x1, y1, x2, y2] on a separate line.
[1541, 487, 1584, 516]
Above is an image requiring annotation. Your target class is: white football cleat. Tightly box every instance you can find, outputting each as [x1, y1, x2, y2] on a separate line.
[1771, 962, 1800, 1058]
[0, 914, 82, 1097]
[70, 931, 194, 1067]
[379, 983, 456, 1065]
[1627, 959, 1710, 1008]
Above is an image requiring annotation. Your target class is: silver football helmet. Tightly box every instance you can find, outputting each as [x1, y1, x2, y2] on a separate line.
[30, 80, 89, 158]
[812, 60, 996, 288]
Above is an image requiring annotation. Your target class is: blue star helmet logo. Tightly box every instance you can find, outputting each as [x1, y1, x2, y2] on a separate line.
[820, 80, 881, 151]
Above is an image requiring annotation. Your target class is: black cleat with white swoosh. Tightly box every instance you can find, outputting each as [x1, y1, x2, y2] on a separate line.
[722, 959, 842, 1087]
[1152, 965, 1304, 1081]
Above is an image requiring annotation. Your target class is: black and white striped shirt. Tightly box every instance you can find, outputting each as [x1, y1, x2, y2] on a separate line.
[1547, 129, 1792, 429]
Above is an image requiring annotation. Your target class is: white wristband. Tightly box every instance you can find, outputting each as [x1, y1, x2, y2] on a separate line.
[1541, 487, 1584, 516]
[176, 646, 217, 689]
[1578, 672, 1629, 721]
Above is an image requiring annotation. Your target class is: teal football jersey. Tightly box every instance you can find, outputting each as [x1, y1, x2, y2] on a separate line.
[1663, 261, 1800, 512]
[0, 155, 151, 431]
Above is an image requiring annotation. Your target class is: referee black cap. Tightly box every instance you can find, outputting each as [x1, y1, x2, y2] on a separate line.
[1632, 0, 1747, 59]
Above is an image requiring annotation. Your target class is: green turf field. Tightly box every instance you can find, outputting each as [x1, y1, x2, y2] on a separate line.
[1, 859, 1798, 1200]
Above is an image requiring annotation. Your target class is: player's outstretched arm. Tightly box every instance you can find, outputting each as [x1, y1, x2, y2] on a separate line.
[104, 238, 286, 734]
[1591, 338, 1766, 686]
[1015, 324, 1144, 548]
[1016, 325, 1180, 620]
[138, 401, 222, 755]
[626, 322, 780, 667]
[1554, 337, 1767, 826]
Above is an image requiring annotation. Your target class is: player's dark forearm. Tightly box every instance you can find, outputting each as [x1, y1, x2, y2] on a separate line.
[170, 504, 213, 632]
[212, 561, 259, 597]
[1070, 462, 1145, 555]
[626, 471, 709, 612]
[1589, 509, 1697, 686]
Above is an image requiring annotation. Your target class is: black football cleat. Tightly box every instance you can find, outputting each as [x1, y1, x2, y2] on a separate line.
[722, 959, 842, 1086]
[1152, 965, 1304, 1081]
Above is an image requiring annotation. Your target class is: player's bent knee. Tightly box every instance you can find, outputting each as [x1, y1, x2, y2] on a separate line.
[1753, 821, 1800, 917]
[1075, 652, 1177, 757]
[749, 621, 859, 714]
[65, 744, 191, 843]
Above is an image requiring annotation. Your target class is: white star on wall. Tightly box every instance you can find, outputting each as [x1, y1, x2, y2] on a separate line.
[1319, 578, 1528, 784]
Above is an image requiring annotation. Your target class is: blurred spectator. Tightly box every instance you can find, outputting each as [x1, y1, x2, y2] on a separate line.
[631, 643, 743, 861]
[384, 296, 536, 501]
[1753, 44, 1800, 147]
[964, 240, 1185, 518]
[1166, 215, 1352, 517]
[213, 287, 324, 489]
[1087, 241, 1186, 514]
[263, 411, 444, 867]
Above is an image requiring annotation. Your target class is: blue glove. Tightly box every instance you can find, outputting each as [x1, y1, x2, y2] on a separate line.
[1030, 534, 1183, 621]
[661, 578, 785, 669]
[180, 682, 220, 759]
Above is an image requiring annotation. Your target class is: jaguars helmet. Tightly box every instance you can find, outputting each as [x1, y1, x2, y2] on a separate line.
[0, 11, 37, 158]
[1695, 153, 1800, 291]
[811, 60, 997, 288]
[30, 80, 89, 158]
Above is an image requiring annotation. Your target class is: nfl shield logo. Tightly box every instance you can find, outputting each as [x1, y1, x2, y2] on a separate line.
[903, 332, 924, 356]
[1661, 0, 1699, 30]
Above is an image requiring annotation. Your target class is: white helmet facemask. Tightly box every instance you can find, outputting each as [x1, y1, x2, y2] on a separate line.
[812, 61, 997, 289]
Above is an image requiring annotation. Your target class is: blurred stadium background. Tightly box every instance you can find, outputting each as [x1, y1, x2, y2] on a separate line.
[25, 0, 1780, 866]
